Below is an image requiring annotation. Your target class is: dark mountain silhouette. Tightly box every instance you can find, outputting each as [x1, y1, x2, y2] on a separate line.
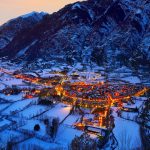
[0, 0, 149, 70]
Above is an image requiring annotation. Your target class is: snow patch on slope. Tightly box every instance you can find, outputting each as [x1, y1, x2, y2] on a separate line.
[72, 3, 81, 10]
[16, 40, 38, 57]
[21, 11, 47, 20]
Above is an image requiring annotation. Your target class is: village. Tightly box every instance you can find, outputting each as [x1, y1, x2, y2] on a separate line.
[0, 67, 149, 149]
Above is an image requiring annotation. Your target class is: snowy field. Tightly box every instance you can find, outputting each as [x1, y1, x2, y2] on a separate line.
[0, 84, 5, 90]
[21, 119, 47, 136]
[0, 130, 23, 148]
[123, 100, 144, 109]
[56, 125, 83, 147]
[113, 117, 142, 149]
[16, 138, 62, 150]
[63, 114, 81, 126]
[18, 105, 48, 119]
[43, 103, 72, 122]
[0, 103, 11, 111]
[112, 107, 142, 150]
[0, 93, 24, 102]
[122, 76, 141, 84]
[0, 119, 11, 128]
[1, 98, 37, 115]
[0, 73, 23, 86]
[121, 111, 138, 120]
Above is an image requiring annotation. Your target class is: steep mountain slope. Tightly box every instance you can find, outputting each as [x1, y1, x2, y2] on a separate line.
[0, 12, 47, 50]
[0, 0, 150, 70]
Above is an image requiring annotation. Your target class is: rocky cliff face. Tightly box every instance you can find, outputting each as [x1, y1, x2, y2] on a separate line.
[0, 0, 150, 70]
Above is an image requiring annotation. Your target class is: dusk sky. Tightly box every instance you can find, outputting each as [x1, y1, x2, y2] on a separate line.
[0, 0, 82, 24]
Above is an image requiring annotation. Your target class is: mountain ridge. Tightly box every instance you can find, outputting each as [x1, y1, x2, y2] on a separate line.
[0, 0, 150, 70]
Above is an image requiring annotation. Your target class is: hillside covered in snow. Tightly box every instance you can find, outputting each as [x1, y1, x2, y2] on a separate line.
[0, 0, 149, 72]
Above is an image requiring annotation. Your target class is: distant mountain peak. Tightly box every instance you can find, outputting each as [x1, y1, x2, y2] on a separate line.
[72, 3, 82, 10]
[0, 11, 47, 49]
[20, 11, 48, 20]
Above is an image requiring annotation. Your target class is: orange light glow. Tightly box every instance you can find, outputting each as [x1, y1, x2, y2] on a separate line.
[1, 67, 149, 129]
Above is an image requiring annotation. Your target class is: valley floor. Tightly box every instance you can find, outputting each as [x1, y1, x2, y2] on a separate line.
[0, 61, 149, 150]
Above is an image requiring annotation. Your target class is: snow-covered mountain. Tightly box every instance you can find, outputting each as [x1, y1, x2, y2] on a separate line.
[0, 0, 150, 70]
[0, 11, 47, 50]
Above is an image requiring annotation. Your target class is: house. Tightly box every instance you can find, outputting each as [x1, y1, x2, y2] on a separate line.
[85, 125, 108, 136]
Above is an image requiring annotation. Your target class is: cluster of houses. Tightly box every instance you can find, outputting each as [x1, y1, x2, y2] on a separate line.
[1, 71, 148, 140]
[61, 81, 145, 108]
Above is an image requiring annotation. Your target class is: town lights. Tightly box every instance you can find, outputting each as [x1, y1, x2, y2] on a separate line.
[2, 68, 148, 129]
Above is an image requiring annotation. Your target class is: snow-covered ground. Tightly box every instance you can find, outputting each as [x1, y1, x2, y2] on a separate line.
[1, 78, 23, 86]
[0, 93, 24, 102]
[122, 76, 141, 84]
[113, 117, 142, 149]
[112, 107, 142, 150]
[16, 40, 38, 57]
[63, 114, 81, 126]
[0, 63, 149, 149]
[18, 105, 48, 119]
[56, 125, 83, 147]
[1, 98, 37, 115]
[0, 74, 23, 87]
[43, 103, 72, 122]
[0, 119, 11, 128]
[20, 119, 47, 136]
[0, 103, 10, 111]
[0, 84, 5, 90]
[134, 96, 148, 101]
[17, 137, 62, 150]
[0, 130, 23, 148]
[123, 100, 144, 109]
[121, 97, 147, 120]
[121, 111, 138, 120]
